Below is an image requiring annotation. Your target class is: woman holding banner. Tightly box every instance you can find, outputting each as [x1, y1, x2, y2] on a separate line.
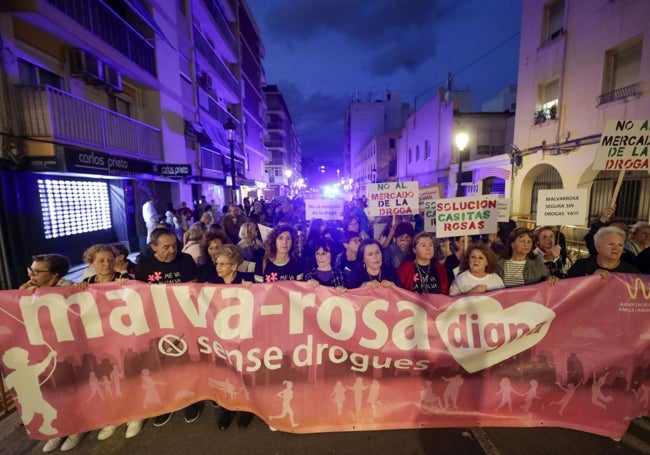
[206, 244, 255, 430]
[397, 232, 448, 294]
[348, 239, 400, 289]
[449, 243, 504, 296]
[567, 226, 638, 279]
[254, 225, 304, 283]
[496, 227, 558, 288]
[303, 238, 346, 291]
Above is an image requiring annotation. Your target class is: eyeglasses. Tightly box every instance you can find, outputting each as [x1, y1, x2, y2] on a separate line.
[27, 267, 50, 275]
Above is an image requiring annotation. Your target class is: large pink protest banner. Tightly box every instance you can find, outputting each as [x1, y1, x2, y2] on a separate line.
[0, 275, 649, 440]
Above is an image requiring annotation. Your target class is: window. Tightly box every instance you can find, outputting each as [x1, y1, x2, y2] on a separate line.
[477, 128, 506, 155]
[424, 140, 430, 159]
[537, 79, 559, 120]
[600, 37, 642, 103]
[179, 54, 191, 82]
[542, 0, 564, 44]
[389, 138, 395, 148]
[109, 95, 132, 117]
[415, 145, 420, 161]
[18, 59, 63, 89]
[408, 148, 412, 163]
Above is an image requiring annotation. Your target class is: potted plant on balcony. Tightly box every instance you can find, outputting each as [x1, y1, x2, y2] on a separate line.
[534, 109, 546, 124]
[549, 104, 558, 120]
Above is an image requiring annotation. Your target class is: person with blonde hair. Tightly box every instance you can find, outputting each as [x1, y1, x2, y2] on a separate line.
[625, 221, 650, 256]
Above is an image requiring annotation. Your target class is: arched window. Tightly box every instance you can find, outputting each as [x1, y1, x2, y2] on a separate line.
[530, 167, 563, 221]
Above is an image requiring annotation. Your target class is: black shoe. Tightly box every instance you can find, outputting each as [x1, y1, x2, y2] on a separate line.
[218, 409, 235, 430]
[184, 402, 204, 423]
[237, 412, 253, 429]
[153, 412, 174, 427]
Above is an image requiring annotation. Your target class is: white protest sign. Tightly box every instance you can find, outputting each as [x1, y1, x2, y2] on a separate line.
[305, 198, 345, 220]
[497, 198, 510, 222]
[535, 189, 588, 226]
[593, 119, 650, 170]
[419, 184, 444, 211]
[366, 181, 419, 217]
[257, 223, 273, 243]
[434, 196, 499, 238]
[423, 200, 437, 233]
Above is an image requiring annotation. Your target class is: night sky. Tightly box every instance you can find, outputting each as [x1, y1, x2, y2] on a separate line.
[247, 0, 523, 165]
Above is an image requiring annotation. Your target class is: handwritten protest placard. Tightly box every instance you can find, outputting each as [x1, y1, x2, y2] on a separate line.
[435, 196, 499, 238]
[366, 181, 419, 217]
[593, 119, 650, 170]
[535, 189, 588, 226]
[418, 184, 444, 211]
[305, 198, 345, 220]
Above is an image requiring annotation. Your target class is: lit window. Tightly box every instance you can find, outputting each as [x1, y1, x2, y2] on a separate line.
[536, 79, 559, 119]
[38, 179, 111, 239]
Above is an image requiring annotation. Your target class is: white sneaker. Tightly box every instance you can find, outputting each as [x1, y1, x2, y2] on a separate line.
[60, 433, 85, 451]
[125, 420, 144, 438]
[42, 437, 64, 453]
[97, 425, 119, 441]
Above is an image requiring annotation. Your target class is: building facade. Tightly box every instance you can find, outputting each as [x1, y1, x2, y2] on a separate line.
[511, 0, 650, 223]
[263, 84, 302, 198]
[0, 0, 268, 289]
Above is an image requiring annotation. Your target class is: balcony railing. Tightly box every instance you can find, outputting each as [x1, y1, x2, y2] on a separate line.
[202, 0, 236, 53]
[597, 83, 639, 106]
[45, 0, 156, 76]
[19, 85, 162, 160]
[193, 26, 238, 97]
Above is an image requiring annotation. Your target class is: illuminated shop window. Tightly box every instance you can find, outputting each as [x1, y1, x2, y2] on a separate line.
[38, 179, 111, 239]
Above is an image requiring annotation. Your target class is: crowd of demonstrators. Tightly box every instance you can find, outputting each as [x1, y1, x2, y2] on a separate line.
[16, 195, 650, 452]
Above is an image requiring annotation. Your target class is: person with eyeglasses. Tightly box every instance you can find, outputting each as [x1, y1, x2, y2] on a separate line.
[18, 254, 87, 453]
[201, 244, 255, 430]
[20, 254, 73, 291]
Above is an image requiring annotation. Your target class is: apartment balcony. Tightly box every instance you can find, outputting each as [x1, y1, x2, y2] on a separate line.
[596, 83, 639, 106]
[18, 85, 162, 160]
[2, 0, 156, 76]
[194, 25, 238, 99]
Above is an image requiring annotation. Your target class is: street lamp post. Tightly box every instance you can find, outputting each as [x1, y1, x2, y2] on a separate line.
[455, 132, 469, 197]
[224, 118, 237, 204]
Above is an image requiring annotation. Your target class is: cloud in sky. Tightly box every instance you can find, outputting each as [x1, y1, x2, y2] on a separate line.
[248, 0, 522, 163]
[262, 0, 452, 77]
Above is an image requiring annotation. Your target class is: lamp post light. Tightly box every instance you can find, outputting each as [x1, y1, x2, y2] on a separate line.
[223, 118, 237, 204]
[284, 169, 292, 197]
[455, 132, 469, 197]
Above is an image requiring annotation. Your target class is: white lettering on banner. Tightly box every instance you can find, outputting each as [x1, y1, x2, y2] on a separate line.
[19, 285, 430, 355]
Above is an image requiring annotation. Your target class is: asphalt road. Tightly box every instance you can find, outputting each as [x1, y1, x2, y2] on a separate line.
[1, 406, 648, 455]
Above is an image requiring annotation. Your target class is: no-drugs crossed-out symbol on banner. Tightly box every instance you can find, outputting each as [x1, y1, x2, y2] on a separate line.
[159, 334, 188, 357]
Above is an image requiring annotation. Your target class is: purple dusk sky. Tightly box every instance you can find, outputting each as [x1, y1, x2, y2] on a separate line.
[246, 0, 523, 165]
